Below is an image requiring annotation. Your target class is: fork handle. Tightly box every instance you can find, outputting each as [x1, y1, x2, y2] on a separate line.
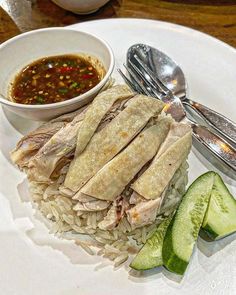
[183, 98, 236, 145]
[190, 121, 236, 171]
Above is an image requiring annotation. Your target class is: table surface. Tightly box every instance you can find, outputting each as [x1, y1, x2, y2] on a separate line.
[0, 0, 235, 47]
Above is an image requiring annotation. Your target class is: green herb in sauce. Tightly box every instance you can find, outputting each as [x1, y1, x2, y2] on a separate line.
[11, 54, 101, 105]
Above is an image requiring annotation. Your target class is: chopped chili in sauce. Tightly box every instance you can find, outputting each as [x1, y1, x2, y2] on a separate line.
[11, 55, 101, 105]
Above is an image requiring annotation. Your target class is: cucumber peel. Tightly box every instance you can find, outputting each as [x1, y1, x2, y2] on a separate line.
[130, 215, 172, 270]
[162, 171, 215, 275]
[202, 173, 236, 240]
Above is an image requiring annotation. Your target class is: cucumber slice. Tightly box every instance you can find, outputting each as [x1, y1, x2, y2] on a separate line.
[162, 171, 215, 275]
[130, 216, 172, 270]
[202, 173, 236, 240]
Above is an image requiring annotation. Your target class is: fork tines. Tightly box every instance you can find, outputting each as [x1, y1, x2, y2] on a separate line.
[118, 65, 158, 98]
[133, 54, 170, 95]
[118, 54, 173, 100]
[117, 68, 137, 92]
[123, 63, 150, 96]
[127, 59, 163, 99]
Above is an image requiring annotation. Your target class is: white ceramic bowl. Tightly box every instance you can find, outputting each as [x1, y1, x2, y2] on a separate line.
[52, 0, 110, 14]
[0, 28, 114, 121]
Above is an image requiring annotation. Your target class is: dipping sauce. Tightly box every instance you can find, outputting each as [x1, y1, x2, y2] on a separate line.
[11, 55, 101, 105]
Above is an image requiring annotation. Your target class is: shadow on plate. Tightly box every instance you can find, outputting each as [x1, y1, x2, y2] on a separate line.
[128, 265, 184, 285]
[198, 231, 236, 258]
[0, 107, 40, 166]
[128, 266, 164, 283]
[197, 233, 236, 275]
[3, 106, 40, 135]
[0, 107, 41, 166]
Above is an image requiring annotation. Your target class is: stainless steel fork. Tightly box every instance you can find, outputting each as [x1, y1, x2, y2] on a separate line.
[118, 57, 236, 173]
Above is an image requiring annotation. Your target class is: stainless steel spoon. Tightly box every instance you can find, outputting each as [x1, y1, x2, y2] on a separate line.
[127, 43, 236, 145]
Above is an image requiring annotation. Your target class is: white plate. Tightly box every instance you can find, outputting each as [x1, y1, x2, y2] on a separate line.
[0, 19, 236, 295]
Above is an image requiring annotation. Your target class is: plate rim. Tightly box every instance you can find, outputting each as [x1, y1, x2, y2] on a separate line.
[69, 18, 236, 54]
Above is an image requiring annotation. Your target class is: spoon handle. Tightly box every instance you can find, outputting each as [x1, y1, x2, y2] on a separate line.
[183, 98, 236, 145]
[190, 121, 236, 171]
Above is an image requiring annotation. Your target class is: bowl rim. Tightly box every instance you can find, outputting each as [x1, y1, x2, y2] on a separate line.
[0, 27, 115, 110]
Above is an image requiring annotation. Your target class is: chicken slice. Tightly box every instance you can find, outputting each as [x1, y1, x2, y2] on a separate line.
[73, 198, 110, 212]
[75, 85, 133, 156]
[27, 108, 87, 182]
[129, 192, 146, 205]
[131, 122, 191, 200]
[98, 205, 118, 230]
[11, 106, 88, 170]
[10, 121, 65, 169]
[50, 107, 88, 123]
[72, 191, 98, 203]
[156, 122, 191, 157]
[126, 198, 161, 229]
[83, 200, 110, 211]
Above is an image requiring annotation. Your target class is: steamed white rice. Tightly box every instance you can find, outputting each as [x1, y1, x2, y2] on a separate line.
[28, 160, 189, 266]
